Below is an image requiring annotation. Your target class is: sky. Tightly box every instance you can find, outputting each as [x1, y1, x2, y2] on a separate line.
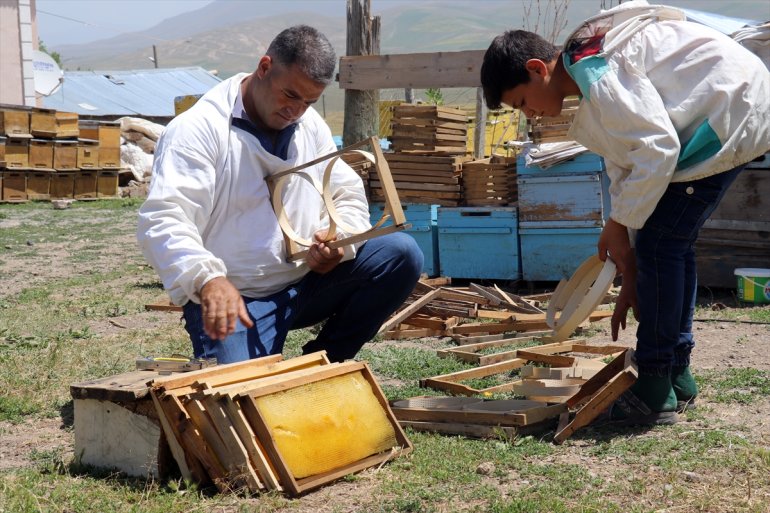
[36, 0, 215, 46]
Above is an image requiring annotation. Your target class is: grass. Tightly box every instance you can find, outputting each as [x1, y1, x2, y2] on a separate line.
[1, 199, 769, 513]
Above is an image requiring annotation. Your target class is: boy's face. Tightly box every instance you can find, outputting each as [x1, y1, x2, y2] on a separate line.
[500, 58, 564, 119]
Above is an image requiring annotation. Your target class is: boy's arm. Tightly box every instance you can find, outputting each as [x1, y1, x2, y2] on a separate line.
[592, 56, 681, 231]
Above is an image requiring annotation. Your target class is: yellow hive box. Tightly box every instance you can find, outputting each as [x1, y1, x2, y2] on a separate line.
[31, 108, 79, 138]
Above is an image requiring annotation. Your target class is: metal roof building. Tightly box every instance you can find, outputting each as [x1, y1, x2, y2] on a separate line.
[41, 67, 221, 119]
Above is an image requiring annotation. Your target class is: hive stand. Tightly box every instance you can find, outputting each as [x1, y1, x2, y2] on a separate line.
[268, 136, 408, 262]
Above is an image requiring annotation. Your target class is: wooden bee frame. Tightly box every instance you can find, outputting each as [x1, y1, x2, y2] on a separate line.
[267, 136, 408, 262]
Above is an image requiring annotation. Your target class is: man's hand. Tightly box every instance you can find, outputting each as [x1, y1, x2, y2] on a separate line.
[200, 276, 254, 340]
[307, 230, 343, 274]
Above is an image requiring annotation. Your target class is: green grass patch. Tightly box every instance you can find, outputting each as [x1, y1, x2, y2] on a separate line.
[698, 368, 770, 404]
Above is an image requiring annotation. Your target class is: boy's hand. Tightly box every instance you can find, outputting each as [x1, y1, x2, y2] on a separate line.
[598, 218, 639, 340]
[611, 262, 639, 341]
[307, 230, 343, 274]
[598, 218, 633, 276]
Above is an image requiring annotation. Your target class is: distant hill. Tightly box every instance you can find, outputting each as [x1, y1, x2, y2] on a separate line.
[51, 0, 768, 76]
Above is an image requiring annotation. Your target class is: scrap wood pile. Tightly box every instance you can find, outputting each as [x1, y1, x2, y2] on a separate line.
[149, 351, 411, 496]
[378, 278, 613, 340]
[378, 104, 471, 207]
[381, 277, 636, 443]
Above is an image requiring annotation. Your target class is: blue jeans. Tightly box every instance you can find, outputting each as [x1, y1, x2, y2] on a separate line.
[182, 232, 423, 364]
[634, 165, 744, 375]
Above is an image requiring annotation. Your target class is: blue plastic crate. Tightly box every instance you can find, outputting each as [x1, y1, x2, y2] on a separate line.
[369, 202, 439, 277]
[518, 172, 610, 227]
[437, 207, 520, 280]
[516, 151, 605, 176]
[519, 226, 601, 281]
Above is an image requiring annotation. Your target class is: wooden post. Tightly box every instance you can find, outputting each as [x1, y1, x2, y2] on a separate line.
[405, 88, 414, 104]
[474, 87, 487, 159]
[343, 0, 381, 147]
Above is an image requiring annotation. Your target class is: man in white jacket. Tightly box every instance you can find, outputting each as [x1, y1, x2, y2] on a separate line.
[481, 1, 770, 424]
[137, 26, 422, 364]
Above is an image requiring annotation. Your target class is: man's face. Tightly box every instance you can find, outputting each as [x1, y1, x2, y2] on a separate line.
[500, 59, 563, 119]
[250, 58, 326, 132]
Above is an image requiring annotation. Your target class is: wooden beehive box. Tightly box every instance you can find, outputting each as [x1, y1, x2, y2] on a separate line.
[50, 172, 75, 199]
[74, 170, 98, 199]
[97, 170, 119, 198]
[78, 120, 100, 141]
[26, 171, 52, 200]
[29, 139, 55, 170]
[70, 369, 176, 479]
[4, 138, 29, 168]
[30, 108, 79, 139]
[2, 170, 27, 202]
[54, 140, 78, 170]
[98, 121, 121, 148]
[0, 106, 31, 138]
[77, 139, 99, 168]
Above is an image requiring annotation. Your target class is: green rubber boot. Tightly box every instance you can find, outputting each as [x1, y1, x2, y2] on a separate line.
[608, 373, 678, 425]
[671, 366, 698, 411]
[630, 373, 678, 412]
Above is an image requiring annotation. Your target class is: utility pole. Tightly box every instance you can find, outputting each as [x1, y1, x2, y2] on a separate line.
[152, 45, 159, 68]
[343, 0, 380, 147]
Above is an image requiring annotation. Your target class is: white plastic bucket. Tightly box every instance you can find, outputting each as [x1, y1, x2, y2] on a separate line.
[734, 268, 770, 304]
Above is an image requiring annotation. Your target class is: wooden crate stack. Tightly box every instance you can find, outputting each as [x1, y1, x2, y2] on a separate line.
[461, 155, 517, 206]
[374, 104, 470, 206]
[527, 98, 580, 143]
[0, 104, 122, 203]
[149, 351, 412, 496]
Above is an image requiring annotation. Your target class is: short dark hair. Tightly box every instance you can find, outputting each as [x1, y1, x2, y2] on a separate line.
[267, 25, 336, 85]
[480, 30, 558, 109]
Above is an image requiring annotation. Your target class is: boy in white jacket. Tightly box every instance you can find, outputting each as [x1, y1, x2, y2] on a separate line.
[481, 1, 770, 424]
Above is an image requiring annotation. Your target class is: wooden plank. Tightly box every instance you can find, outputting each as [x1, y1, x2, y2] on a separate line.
[152, 354, 283, 394]
[515, 350, 576, 367]
[553, 369, 637, 444]
[398, 419, 555, 438]
[420, 358, 528, 396]
[193, 352, 330, 391]
[220, 395, 283, 491]
[384, 327, 446, 339]
[71, 369, 163, 402]
[203, 396, 264, 492]
[183, 398, 239, 487]
[149, 391, 195, 481]
[239, 395, 299, 494]
[379, 288, 442, 334]
[566, 349, 630, 408]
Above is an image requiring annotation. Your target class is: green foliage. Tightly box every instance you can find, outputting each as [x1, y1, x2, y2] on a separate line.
[423, 88, 444, 106]
[38, 39, 62, 66]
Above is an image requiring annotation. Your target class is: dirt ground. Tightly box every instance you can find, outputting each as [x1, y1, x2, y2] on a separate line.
[1, 200, 769, 511]
[2, 314, 768, 473]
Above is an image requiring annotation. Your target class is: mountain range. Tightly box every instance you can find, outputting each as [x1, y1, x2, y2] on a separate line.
[48, 0, 768, 117]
